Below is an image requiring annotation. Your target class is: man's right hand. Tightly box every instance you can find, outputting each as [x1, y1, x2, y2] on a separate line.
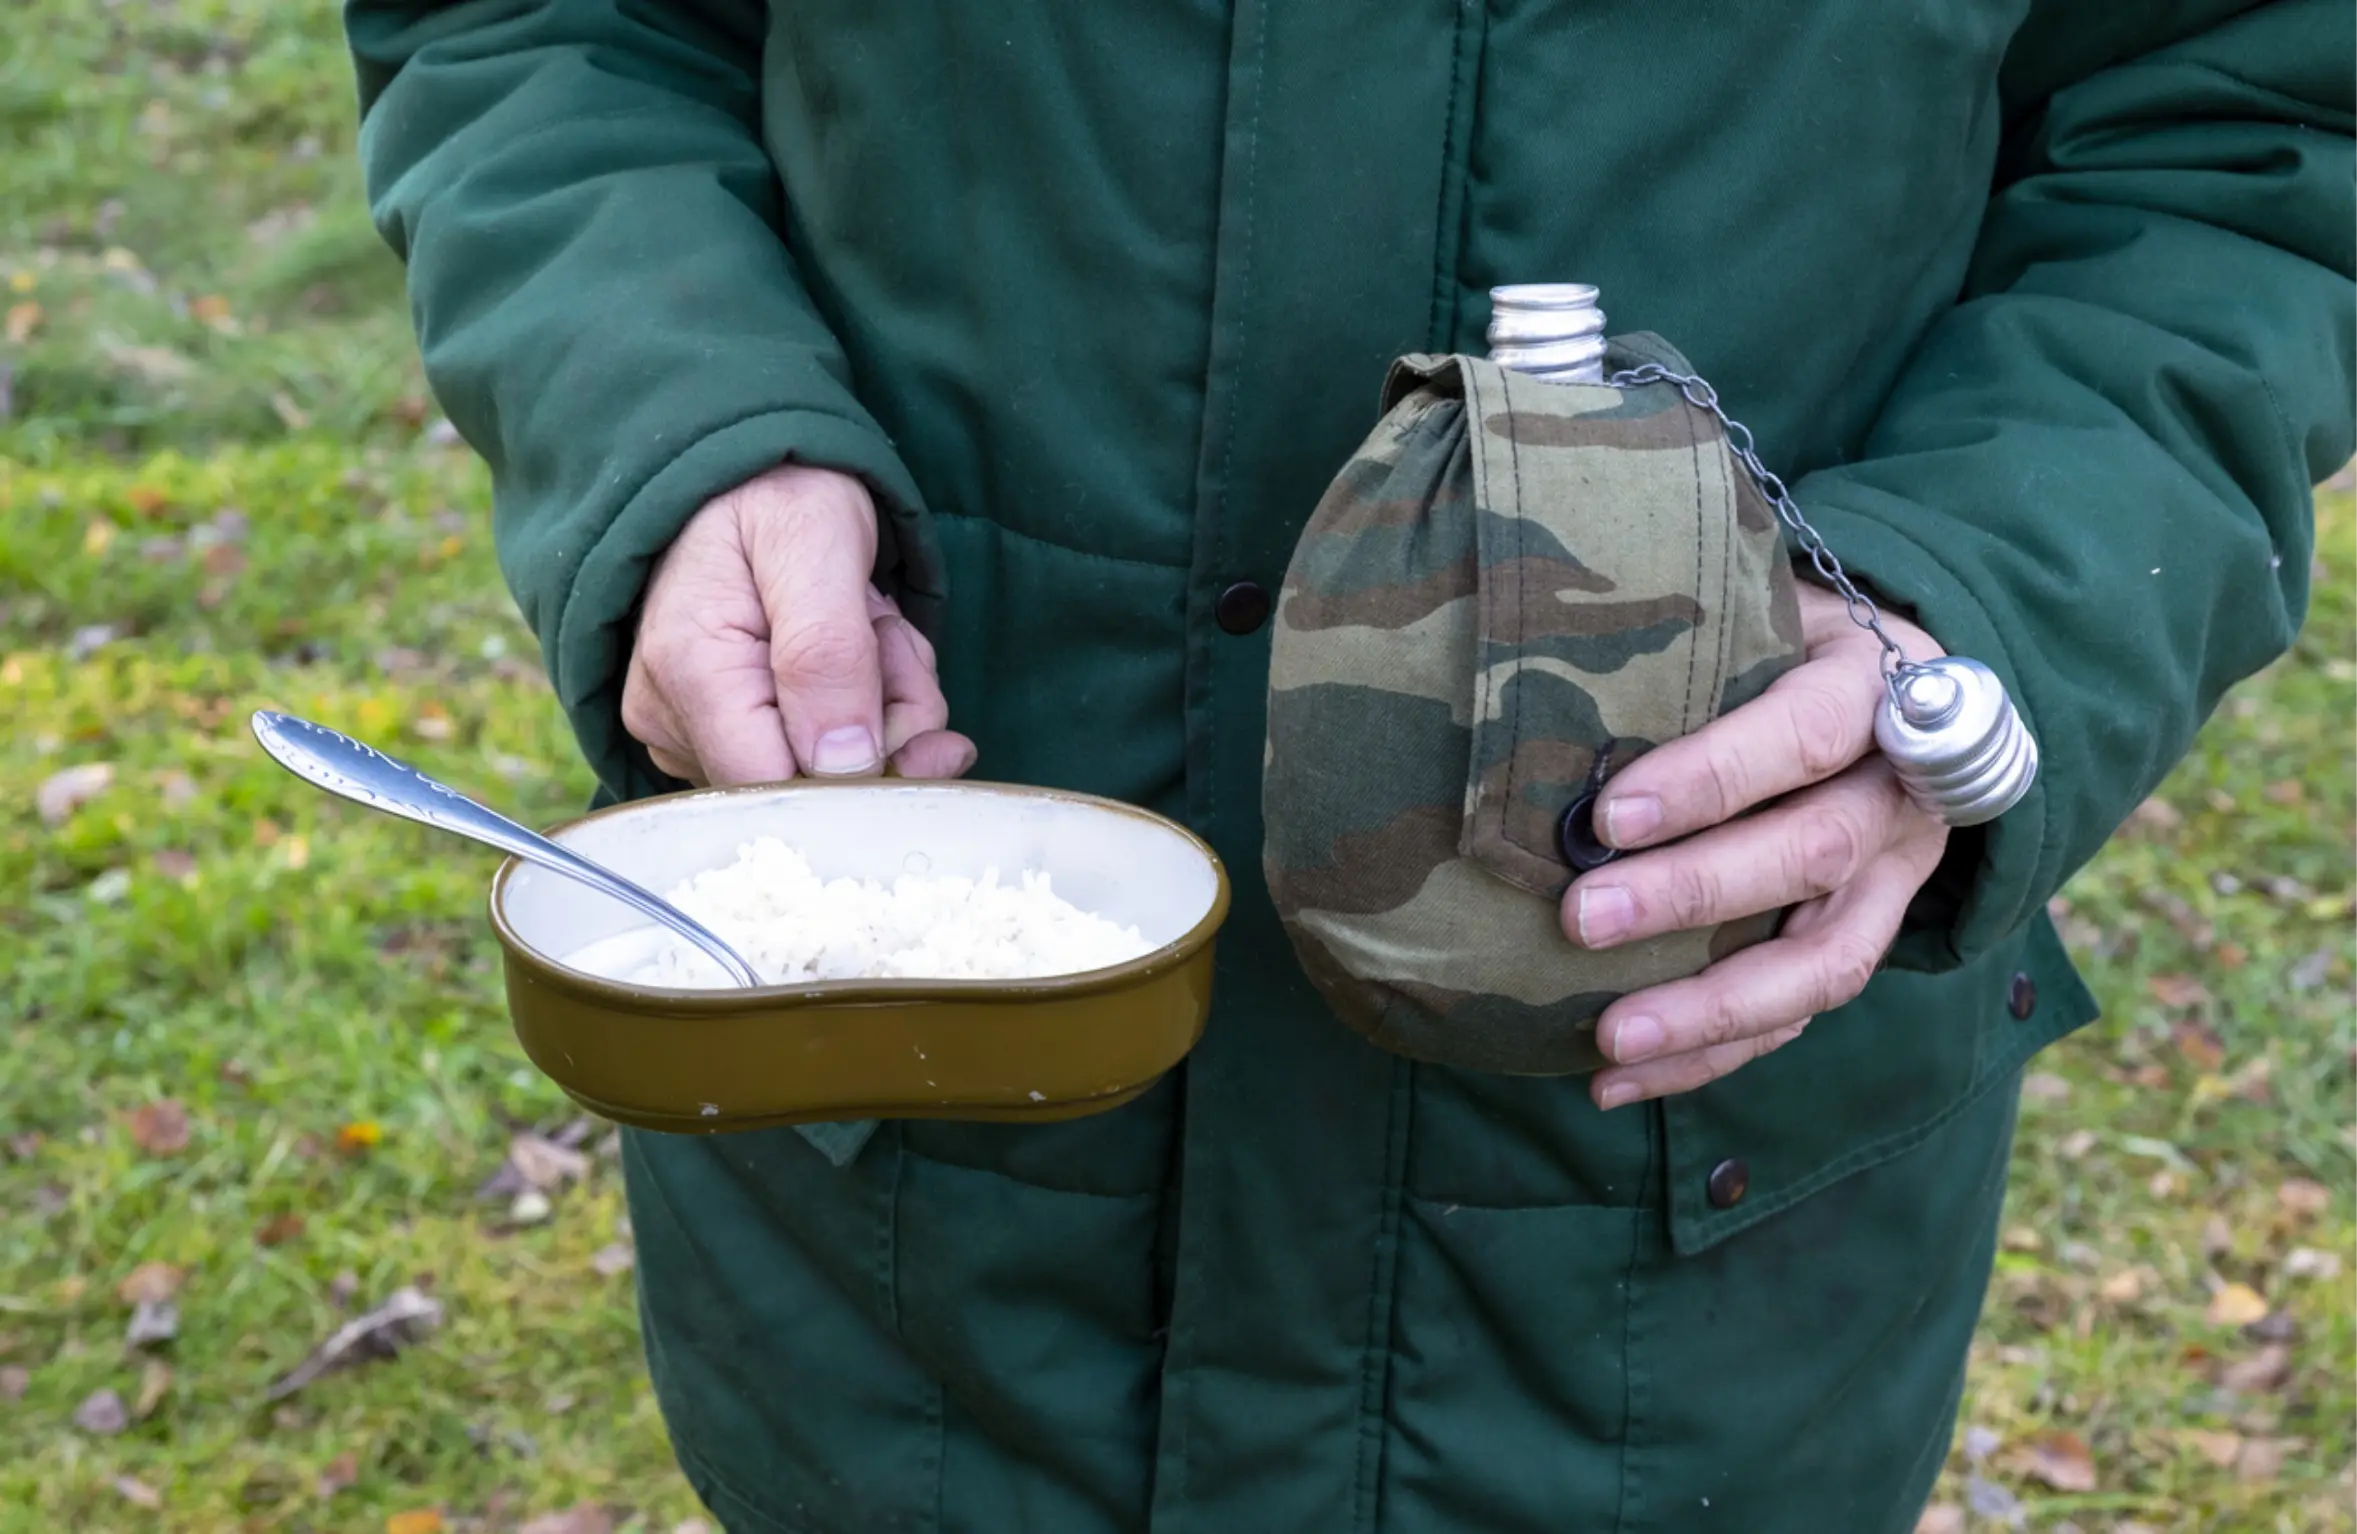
[621, 465, 975, 787]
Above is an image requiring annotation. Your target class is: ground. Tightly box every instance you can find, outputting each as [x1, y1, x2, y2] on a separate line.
[0, 5, 2349, 1532]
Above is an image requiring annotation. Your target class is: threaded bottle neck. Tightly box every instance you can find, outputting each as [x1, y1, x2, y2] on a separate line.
[1486, 284, 1607, 384]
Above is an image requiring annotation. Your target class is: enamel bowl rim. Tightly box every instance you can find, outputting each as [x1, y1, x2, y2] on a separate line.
[487, 777, 1232, 1011]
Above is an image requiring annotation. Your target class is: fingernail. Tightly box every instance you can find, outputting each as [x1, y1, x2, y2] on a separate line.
[1603, 794, 1661, 848]
[1576, 885, 1636, 947]
[1597, 1080, 1640, 1111]
[1609, 1014, 1664, 1063]
[809, 726, 880, 776]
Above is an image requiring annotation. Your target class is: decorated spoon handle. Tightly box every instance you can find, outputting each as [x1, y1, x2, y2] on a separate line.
[248, 711, 762, 988]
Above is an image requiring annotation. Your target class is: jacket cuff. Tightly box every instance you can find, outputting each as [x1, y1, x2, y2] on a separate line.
[547, 406, 943, 805]
[1783, 474, 2054, 972]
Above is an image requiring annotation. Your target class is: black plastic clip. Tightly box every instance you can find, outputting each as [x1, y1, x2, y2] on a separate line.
[1556, 742, 1621, 874]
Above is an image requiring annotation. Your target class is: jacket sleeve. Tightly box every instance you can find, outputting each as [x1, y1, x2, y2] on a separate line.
[345, 0, 944, 802]
[1786, 0, 2354, 970]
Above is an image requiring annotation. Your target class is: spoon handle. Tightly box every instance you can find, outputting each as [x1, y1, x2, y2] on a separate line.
[249, 711, 763, 989]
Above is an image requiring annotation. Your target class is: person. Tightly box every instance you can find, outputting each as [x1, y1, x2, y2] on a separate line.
[343, 3, 2354, 1529]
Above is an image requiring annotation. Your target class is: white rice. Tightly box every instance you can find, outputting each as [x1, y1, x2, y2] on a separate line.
[630, 837, 1153, 988]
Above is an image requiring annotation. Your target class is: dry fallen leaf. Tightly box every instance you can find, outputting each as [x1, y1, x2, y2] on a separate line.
[73, 1388, 129, 1435]
[266, 1286, 443, 1402]
[2129, 796, 2184, 832]
[255, 1214, 306, 1247]
[2169, 1018, 2225, 1072]
[591, 1243, 634, 1278]
[316, 1451, 359, 1497]
[508, 1133, 590, 1192]
[190, 294, 232, 325]
[2098, 1268, 2146, 1305]
[2057, 1128, 2098, 1160]
[134, 1358, 171, 1417]
[113, 1475, 163, 1510]
[117, 1262, 184, 1306]
[4, 300, 41, 344]
[518, 1505, 614, 1534]
[2220, 1342, 2293, 1395]
[507, 1190, 553, 1227]
[1913, 1506, 1965, 1534]
[409, 704, 455, 743]
[2236, 1436, 2297, 1483]
[2016, 1429, 2098, 1493]
[385, 1512, 445, 1534]
[2283, 1247, 2342, 1281]
[2201, 1215, 2234, 1259]
[667, 1522, 713, 1534]
[2149, 973, 2212, 1010]
[127, 1100, 190, 1158]
[1, 1365, 29, 1401]
[2276, 1178, 2330, 1218]
[2184, 1428, 2242, 1467]
[2205, 1282, 2270, 1329]
[2020, 1072, 2071, 1102]
[125, 1300, 178, 1349]
[150, 848, 198, 882]
[37, 763, 115, 826]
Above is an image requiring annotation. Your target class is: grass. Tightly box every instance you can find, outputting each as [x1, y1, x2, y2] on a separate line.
[0, 4, 2349, 1531]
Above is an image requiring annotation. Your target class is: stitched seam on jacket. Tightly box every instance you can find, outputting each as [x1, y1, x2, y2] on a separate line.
[1425, 2, 1471, 350]
[886, 1127, 947, 1534]
[930, 508, 1190, 575]
[1167, 6, 1271, 1510]
[1614, 1113, 1663, 1532]
[1351, 1061, 1415, 1531]
[672, 1437, 824, 1534]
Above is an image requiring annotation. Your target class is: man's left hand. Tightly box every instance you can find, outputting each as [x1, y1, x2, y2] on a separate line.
[1562, 582, 1952, 1109]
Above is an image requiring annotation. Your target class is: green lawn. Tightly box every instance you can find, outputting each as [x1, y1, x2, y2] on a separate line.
[2, 6, 2349, 1531]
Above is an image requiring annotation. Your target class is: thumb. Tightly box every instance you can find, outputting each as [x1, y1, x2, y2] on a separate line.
[736, 469, 887, 776]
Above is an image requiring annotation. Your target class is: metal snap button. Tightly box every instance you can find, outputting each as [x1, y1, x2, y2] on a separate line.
[1215, 581, 1270, 635]
[1706, 1157, 1750, 1210]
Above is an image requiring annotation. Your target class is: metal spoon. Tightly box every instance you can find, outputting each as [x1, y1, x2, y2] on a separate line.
[248, 710, 764, 989]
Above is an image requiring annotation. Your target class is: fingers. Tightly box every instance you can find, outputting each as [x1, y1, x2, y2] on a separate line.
[740, 472, 886, 776]
[1565, 757, 1935, 950]
[1587, 835, 1940, 1106]
[872, 595, 949, 754]
[1591, 1023, 1810, 1109]
[621, 512, 798, 788]
[1591, 651, 1887, 852]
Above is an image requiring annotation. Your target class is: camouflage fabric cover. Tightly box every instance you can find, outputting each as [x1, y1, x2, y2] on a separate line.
[1263, 334, 1806, 1075]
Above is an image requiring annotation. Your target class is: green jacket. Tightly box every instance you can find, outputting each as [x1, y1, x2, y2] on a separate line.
[347, 2, 2353, 1529]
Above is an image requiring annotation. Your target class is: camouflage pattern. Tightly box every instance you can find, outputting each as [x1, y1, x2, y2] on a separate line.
[1263, 334, 1806, 1075]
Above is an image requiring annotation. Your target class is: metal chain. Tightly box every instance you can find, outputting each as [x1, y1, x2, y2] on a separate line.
[1605, 363, 1923, 687]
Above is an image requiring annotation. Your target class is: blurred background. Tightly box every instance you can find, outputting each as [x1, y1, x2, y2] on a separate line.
[0, 5, 2349, 1531]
